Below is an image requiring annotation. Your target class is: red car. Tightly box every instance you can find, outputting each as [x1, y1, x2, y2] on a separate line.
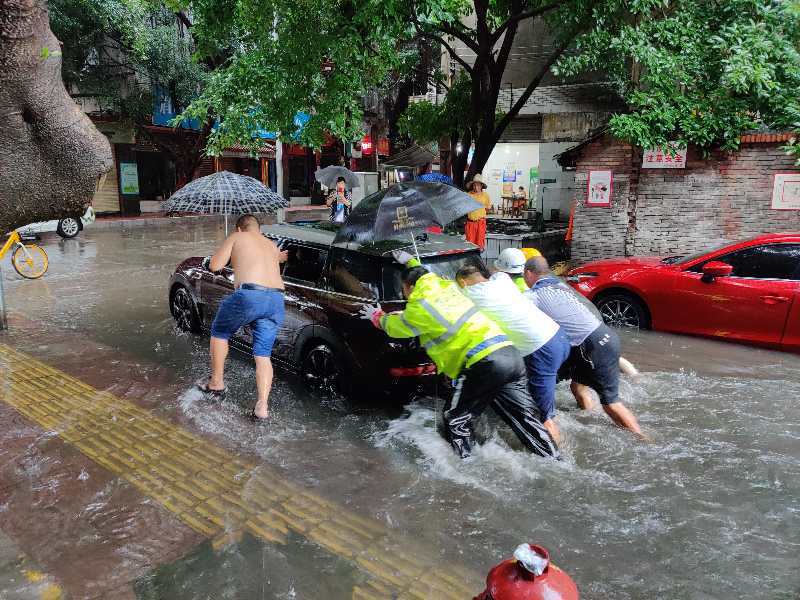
[566, 233, 800, 352]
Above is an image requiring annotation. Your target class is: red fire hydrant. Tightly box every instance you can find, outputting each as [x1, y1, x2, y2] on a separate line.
[474, 544, 579, 600]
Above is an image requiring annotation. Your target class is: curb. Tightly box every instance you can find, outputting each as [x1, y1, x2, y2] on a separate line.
[91, 213, 278, 231]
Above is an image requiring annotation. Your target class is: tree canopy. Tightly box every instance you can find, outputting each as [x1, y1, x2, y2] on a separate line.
[181, 0, 800, 182]
[556, 0, 800, 154]
[50, 0, 212, 182]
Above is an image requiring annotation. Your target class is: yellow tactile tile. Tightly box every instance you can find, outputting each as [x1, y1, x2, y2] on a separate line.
[0, 344, 481, 598]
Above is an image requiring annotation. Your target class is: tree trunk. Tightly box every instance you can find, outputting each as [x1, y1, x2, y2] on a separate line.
[451, 127, 472, 188]
[0, 0, 112, 232]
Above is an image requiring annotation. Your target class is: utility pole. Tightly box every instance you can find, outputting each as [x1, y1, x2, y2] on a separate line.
[276, 140, 285, 200]
[0, 266, 7, 330]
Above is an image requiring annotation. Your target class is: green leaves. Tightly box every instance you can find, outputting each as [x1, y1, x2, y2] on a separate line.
[50, 0, 209, 119]
[559, 0, 800, 153]
[181, 0, 410, 150]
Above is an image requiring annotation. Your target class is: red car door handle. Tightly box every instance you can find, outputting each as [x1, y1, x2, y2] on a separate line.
[760, 295, 790, 304]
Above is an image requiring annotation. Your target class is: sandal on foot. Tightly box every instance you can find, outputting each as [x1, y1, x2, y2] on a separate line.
[249, 409, 269, 423]
[197, 382, 227, 401]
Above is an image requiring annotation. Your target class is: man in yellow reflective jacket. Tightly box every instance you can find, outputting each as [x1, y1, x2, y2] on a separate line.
[363, 250, 559, 460]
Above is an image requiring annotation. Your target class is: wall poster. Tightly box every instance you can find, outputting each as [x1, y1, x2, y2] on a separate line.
[586, 170, 613, 207]
[119, 162, 140, 195]
[771, 173, 800, 210]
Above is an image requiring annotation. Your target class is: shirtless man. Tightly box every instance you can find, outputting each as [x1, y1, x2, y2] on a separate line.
[199, 214, 287, 421]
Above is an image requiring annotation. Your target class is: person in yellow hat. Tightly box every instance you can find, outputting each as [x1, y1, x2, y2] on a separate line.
[464, 174, 490, 250]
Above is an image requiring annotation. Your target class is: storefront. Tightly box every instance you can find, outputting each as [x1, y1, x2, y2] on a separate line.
[88, 120, 136, 215]
[282, 136, 347, 203]
[215, 142, 277, 191]
[481, 142, 575, 221]
[379, 144, 435, 187]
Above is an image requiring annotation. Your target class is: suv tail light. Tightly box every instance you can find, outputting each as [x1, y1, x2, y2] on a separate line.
[389, 364, 438, 377]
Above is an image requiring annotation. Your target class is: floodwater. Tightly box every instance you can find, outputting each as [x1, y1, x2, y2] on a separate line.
[1, 223, 798, 599]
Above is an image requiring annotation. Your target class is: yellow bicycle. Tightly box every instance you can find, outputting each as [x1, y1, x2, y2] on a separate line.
[1, 230, 48, 279]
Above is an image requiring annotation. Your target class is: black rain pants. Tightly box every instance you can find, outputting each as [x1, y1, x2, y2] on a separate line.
[443, 345, 560, 459]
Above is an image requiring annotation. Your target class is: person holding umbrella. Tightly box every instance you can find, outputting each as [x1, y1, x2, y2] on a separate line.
[464, 173, 490, 250]
[325, 176, 353, 223]
[361, 251, 559, 460]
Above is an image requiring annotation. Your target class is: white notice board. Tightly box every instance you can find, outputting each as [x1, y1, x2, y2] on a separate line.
[771, 173, 800, 210]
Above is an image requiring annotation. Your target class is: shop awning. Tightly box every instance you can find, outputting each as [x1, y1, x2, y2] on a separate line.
[381, 144, 436, 168]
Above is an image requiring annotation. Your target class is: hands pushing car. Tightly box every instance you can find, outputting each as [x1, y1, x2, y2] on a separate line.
[17, 206, 95, 239]
[566, 233, 800, 352]
[169, 223, 483, 397]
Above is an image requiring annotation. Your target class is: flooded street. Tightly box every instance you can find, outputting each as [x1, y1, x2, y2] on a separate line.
[1, 223, 798, 599]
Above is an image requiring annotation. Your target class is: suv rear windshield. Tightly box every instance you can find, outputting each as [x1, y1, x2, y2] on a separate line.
[328, 249, 380, 300]
[382, 251, 483, 300]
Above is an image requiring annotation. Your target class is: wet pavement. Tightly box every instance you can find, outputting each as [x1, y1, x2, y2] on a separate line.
[0, 223, 798, 599]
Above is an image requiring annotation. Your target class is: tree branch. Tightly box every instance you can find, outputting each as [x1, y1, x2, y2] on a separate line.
[494, 0, 522, 78]
[409, 0, 481, 54]
[491, 1, 562, 44]
[175, 11, 193, 29]
[492, 37, 572, 141]
[435, 22, 481, 55]
[413, 32, 473, 75]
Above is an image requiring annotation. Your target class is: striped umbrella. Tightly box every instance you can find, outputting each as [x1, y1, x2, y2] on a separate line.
[164, 171, 288, 232]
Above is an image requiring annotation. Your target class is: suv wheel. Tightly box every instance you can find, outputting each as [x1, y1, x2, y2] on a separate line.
[596, 293, 650, 329]
[301, 343, 347, 396]
[56, 217, 81, 239]
[171, 287, 202, 333]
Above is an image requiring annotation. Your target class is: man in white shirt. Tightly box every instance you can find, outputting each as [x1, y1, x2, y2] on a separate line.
[456, 263, 571, 444]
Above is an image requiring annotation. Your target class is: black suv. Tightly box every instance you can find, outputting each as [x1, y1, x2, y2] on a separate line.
[168, 223, 482, 397]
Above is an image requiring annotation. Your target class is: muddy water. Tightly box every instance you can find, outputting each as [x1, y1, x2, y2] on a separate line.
[2, 224, 799, 599]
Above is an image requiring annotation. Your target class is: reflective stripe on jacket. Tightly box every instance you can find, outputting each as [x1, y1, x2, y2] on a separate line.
[380, 270, 512, 378]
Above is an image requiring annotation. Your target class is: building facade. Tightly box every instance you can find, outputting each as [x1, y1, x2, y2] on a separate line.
[417, 15, 624, 221]
[560, 133, 800, 263]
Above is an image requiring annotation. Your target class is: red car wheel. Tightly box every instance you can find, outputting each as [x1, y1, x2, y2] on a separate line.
[595, 293, 650, 329]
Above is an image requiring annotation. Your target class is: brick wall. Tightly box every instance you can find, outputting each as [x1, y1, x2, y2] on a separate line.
[571, 136, 800, 263]
[571, 138, 635, 261]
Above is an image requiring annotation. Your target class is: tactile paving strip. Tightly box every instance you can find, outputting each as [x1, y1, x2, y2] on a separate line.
[0, 344, 479, 599]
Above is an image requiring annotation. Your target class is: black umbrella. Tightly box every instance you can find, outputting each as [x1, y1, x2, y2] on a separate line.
[314, 166, 360, 189]
[334, 181, 483, 256]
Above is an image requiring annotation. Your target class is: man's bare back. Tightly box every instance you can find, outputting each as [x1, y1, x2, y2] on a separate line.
[210, 228, 285, 289]
[203, 214, 288, 421]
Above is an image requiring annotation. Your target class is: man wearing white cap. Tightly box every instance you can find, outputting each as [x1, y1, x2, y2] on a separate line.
[495, 247, 531, 292]
[456, 259, 571, 444]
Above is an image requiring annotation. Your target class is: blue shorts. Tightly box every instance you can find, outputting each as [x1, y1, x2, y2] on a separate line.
[523, 328, 572, 421]
[210, 284, 285, 357]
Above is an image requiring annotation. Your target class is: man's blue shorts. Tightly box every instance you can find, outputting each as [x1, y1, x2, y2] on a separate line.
[523, 328, 571, 421]
[210, 284, 285, 357]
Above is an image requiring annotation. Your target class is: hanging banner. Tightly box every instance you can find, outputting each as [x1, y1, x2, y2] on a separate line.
[119, 162, 140, 195]
[771, 173, 800, 210]
[642, 143, 687, 168]
[587, 170, 613, 207]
